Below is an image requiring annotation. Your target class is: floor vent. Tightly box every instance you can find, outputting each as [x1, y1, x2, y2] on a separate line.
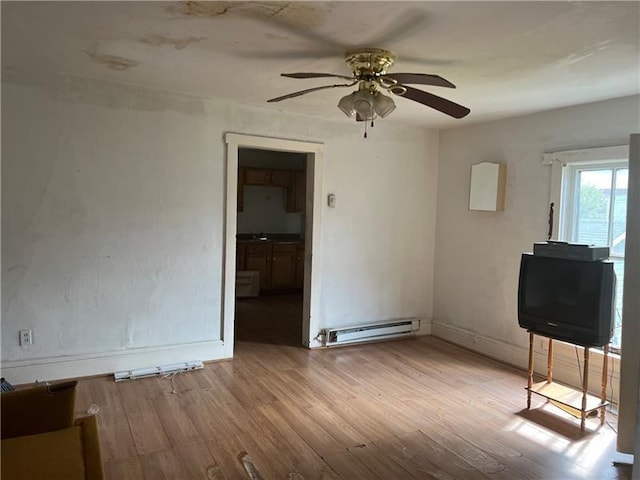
[323, 318, 420, 347]
[114, 360, 204, 382]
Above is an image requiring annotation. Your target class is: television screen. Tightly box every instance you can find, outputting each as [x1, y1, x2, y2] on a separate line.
[518, 254, 615, 346]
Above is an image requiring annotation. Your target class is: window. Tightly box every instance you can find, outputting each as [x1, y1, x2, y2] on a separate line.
[547, 145, 628, 351]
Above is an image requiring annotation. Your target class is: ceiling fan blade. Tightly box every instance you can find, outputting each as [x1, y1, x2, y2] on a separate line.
[396, 85, 470, 119]
[383, 73, 455, 88]
[282, 72, 354, 80]
[267, 81, 358, 103]
[361, 9, 429, 48]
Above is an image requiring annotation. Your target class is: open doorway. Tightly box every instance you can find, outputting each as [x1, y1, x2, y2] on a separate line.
[223, 134, 324, 354]
[235, 148, 306, 346]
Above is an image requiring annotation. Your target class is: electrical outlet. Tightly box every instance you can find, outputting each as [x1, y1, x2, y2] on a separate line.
[19, 329, 33, 346]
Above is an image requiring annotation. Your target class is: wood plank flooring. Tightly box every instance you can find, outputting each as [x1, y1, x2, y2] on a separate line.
[73, 297, 630, 479]
[234, 293, 303, 347]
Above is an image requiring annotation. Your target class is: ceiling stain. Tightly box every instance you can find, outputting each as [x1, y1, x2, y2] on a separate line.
[165, 1, 233, 18]
[139, 34, 205, 50]
[165, 1, 332, 29]
[85, 51, 139, 71]
[264, 32, 290, 41]
[261, 2, 331, 30]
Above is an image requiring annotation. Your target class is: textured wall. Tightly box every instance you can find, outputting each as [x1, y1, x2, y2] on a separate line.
[434, 95, 640, 356]
[2, 78, 224, 361]
[1, 69, 438, 380]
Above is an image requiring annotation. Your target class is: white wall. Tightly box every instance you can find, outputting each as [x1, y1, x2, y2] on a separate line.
[433, 95, 640, 401]
[1, 68, 438, 383]
[319, 128, 439, 329]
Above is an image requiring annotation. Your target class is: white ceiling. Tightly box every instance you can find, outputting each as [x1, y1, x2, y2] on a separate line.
[2, 1, 639, 128]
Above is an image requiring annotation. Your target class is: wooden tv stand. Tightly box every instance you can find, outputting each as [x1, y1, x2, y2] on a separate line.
[526, 331, 610, 431]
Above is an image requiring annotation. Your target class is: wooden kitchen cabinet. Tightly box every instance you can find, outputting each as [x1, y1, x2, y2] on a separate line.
[236, 243, 246, 271]
[286, 170, 306, 213]
[245, 244, 271, 290]
[269, 169, 293, 188]
[240, 168, 304, 213]
[271, 244, 297, 290]
[238, 242, 303, 292]
[244, 168, 270, 186]
[244, 168, 292, 188]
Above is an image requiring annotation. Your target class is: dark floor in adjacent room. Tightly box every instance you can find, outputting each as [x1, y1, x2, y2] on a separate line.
[235, 293, 304, 347]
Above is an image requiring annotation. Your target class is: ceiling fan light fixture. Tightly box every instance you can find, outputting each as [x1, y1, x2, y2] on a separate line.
[353, 89, 375, 118]
[355, 112, 376, 122]
[373, 92, 396, 118]
[270, 47, 471, 125]
[337, 92, 356, 117]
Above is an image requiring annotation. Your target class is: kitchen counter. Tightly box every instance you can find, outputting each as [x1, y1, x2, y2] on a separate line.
[237, 234, 303, 244]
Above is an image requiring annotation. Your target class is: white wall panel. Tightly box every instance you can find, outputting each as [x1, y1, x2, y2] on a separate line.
[1, 69, 438, 382]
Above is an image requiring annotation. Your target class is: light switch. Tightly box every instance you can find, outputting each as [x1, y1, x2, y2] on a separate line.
[327, 194, 336, 208]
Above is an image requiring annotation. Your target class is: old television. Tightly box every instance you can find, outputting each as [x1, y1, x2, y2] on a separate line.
[517, 253, 615, 346]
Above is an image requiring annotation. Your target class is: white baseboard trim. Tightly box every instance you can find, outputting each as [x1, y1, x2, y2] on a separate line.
[1, 340, 229, 385]
[431, 321, 620, 405]
[417, 317, 432, 336]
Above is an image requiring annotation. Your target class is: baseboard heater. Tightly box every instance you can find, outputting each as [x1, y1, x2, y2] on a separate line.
[323, 318, 420, 347]
[114, 360, 204, 382]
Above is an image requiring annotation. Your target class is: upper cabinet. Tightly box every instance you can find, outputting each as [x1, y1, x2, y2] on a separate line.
[270, 169, 294, 188]
[287, 170, 306, 214]
[238, 167, 306, 214]
[244, 168, 292, 188]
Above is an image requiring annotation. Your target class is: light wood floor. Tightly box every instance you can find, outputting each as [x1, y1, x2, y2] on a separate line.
[75, 298, 630, 479]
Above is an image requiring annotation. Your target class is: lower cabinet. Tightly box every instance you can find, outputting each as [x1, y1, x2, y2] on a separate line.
[236, 243, 246, 271]
[271, 244, 297, 290]
[245, 244, 271, 291]
[241, 242, 303, 292]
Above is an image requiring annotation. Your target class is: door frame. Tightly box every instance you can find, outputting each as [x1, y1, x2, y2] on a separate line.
[223, 133, 324, 351]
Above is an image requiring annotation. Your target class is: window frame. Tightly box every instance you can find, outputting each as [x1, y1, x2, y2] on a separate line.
[561, 160, 628, 248]
[545, 145, 629, 353]
[546, 145, 629, 240]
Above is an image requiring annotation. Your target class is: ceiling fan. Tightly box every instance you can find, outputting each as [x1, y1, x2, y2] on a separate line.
[267, 48, 471, 123]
